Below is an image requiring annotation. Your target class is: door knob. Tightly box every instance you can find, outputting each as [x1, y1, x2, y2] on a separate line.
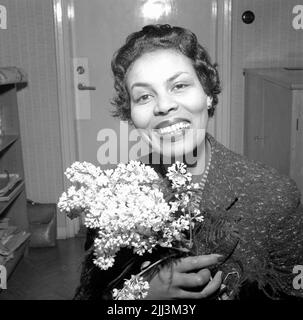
[76, 66, 85, 74]
[78, 83, 96, 90]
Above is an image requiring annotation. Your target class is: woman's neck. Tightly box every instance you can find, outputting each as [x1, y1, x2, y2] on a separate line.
[187, 139, 209, 177]
[161, 138, 210, 177]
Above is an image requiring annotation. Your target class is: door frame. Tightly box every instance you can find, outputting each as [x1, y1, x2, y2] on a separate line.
[53, 0, 232, 237]
[53, 0, 80, 239]
[215, 0, 232, 148]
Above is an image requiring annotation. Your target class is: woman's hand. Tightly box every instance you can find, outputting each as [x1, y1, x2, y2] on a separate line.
[144, 254, 223, 300]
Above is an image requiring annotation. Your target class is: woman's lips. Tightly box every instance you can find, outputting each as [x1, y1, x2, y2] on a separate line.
[154, 118, 190, 130]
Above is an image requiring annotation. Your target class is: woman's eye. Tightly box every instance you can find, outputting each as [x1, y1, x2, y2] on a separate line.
[173, 83, 188, 91]
[136, 94, 151, 104]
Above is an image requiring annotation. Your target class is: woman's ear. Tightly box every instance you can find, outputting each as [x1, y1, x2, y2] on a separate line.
[206, 96, 213, 109]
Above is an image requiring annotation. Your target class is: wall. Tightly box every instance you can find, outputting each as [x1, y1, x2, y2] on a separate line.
[0, 1, 64, 213]
[230, 0, 303, 154]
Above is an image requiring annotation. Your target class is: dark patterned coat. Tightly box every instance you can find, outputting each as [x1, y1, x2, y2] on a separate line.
[191, 134, 303, 299]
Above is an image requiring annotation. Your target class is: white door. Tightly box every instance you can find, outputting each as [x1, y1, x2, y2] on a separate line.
[70, 0, 218, 169]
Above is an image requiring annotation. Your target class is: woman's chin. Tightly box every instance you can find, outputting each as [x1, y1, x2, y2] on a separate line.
[154, 144, 198, 164]
[144, 129, 206, 164]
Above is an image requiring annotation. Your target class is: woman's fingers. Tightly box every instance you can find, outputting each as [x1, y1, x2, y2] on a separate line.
[141, 261, 151, 269]
[146, 255, 223, 299]
[173, 270, 223, 299]
[173, 289, 211, 299]
[174, 254, 222, 273]
[200, 270, 223, 298]
[175, 269, 211, 288]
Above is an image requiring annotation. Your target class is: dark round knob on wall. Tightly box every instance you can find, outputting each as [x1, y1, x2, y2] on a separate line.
[242, 10, 255, 24]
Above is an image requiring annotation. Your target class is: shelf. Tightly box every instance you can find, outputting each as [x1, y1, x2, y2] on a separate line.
[0, 173, 22, 197]
[0, 67, 27, 86]
[0, 135, 19, 153]
[0, 181, 25, 217]
[2, 236, 30, 279]
[0, 66, 28, 288]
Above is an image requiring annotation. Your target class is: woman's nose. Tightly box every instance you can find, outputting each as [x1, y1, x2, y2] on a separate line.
[154, 94, 178, 115]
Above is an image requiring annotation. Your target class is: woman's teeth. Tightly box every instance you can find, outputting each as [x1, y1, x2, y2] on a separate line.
[157, 122, 190, 135]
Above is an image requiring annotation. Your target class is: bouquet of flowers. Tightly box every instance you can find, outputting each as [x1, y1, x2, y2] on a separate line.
[58, 160, 204, 299]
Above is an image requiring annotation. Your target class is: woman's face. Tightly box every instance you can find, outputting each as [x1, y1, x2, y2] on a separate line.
[126, 49, 209, 159]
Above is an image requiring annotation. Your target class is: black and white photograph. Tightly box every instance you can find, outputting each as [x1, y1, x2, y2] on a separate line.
[0, 0, 302, 307]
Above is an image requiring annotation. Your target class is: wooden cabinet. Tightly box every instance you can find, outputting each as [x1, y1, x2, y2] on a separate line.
[244, 68, 303, 199]
[0, 67, 29, 280]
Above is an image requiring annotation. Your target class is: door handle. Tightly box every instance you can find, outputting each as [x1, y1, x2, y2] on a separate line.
[78, 83, 96, 90]
[254, 136, 264, 141]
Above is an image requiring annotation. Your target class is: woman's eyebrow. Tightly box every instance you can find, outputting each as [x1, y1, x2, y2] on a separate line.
[130, 82, 151, 91]
[130, 72, 190, 91]
[166, 71, 189, 83]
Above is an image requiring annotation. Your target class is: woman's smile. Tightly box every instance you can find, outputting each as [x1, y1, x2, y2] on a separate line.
[155, 119, 191, 139]
[126, 49, 209, 158]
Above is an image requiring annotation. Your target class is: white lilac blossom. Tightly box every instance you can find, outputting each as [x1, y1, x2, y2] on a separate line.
[166, 161, 192, 189]
[112, 276, 150, 300]
[58, 160, 203, 299]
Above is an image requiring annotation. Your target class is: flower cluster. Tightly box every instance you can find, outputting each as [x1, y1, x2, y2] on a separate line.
[58, 160, 203, 298]
[167, 161, 192, 189]
[112, 276, 150, 300]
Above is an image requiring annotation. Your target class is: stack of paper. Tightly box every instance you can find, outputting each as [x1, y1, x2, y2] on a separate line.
[0, 173, 22, 196]
[0, 218, 30, 265]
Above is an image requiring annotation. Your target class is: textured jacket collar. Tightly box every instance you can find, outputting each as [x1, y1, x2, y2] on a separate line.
[200, 133, 239, 213]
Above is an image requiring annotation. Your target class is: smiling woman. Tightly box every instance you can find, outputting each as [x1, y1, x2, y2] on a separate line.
[74, 24, 303, 300]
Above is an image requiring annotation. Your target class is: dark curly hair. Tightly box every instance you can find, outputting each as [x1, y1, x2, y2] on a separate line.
[111, 24, 221, 122]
